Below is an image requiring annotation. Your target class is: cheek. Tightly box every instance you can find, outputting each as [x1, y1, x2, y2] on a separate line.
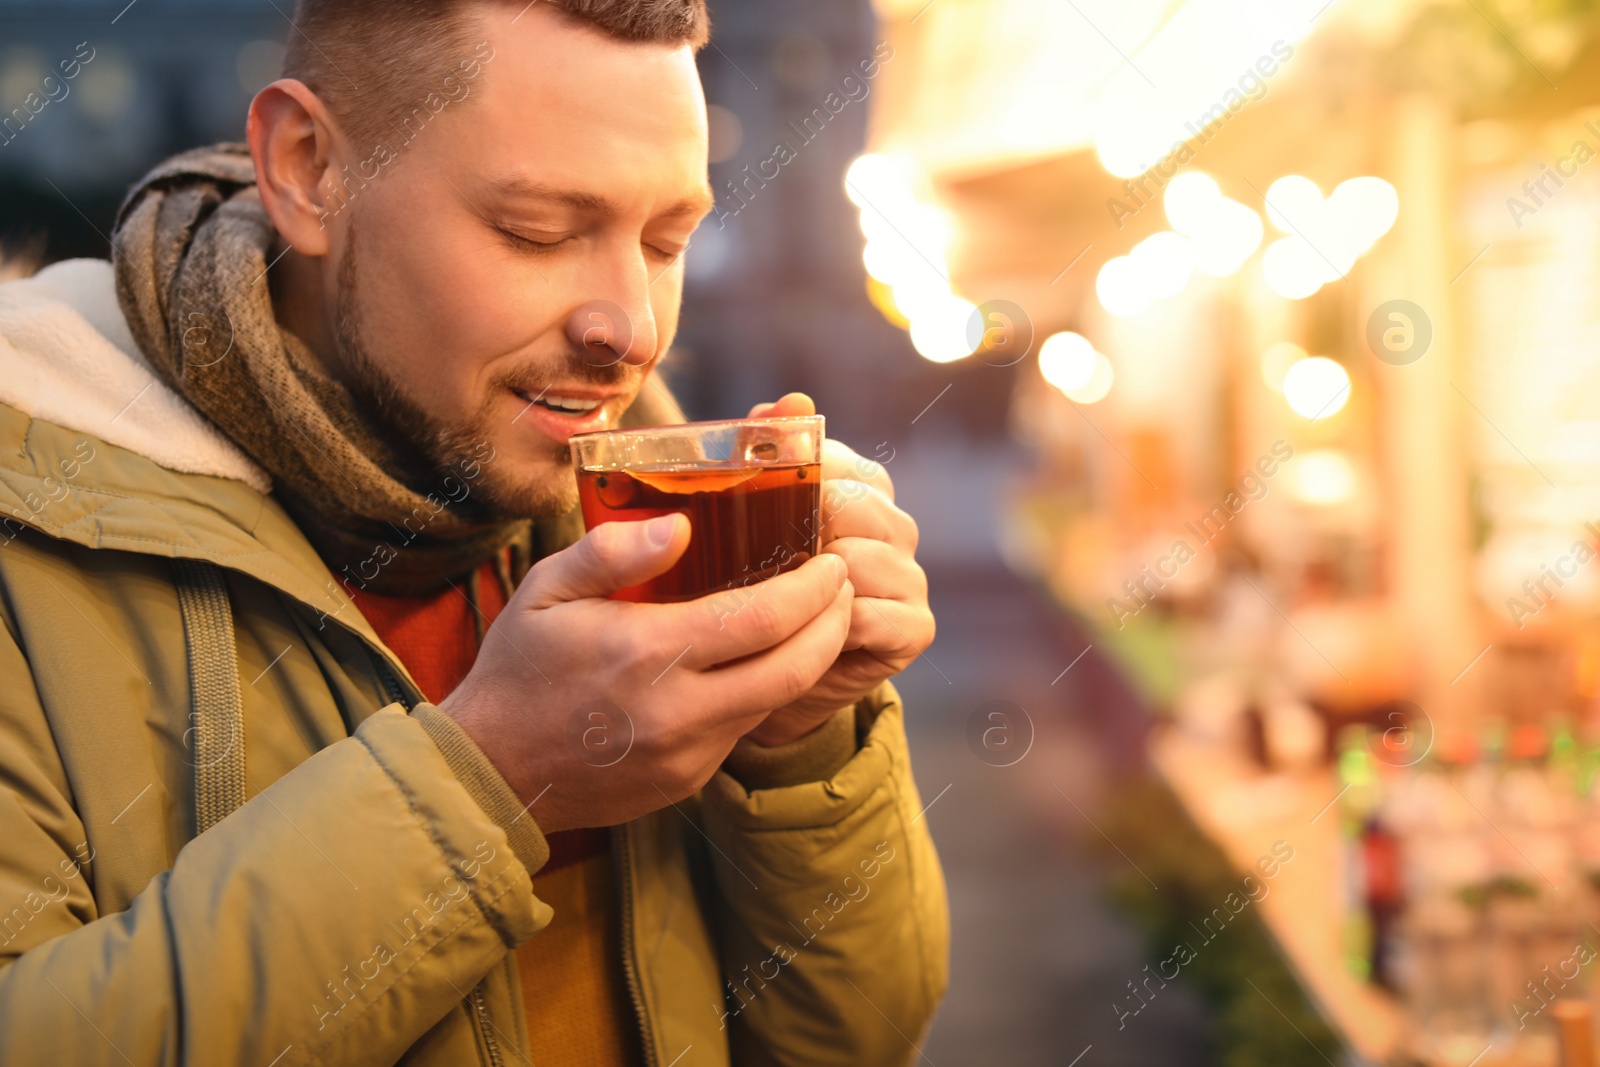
[352, 193, 567, 409]
[648, 272, 683, 360]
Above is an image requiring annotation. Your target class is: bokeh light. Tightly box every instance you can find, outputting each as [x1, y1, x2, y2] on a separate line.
[1282, 355, 1352, 419]
[1096, 255, 1150, 318]
[909, 294, 979, 364]
[1164, 172, 1264, 277]
[850, 152, 987, 363]
[1038, 332, 1100, 392]
[1260, 175, 1399, 299]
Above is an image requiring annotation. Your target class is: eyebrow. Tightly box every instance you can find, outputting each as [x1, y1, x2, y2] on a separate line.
[484, 175, 715, 221]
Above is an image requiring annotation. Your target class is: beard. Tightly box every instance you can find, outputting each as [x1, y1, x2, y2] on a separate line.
[329, 222, 630, 522]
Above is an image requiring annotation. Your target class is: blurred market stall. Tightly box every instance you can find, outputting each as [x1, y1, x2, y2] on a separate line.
[846, 0, 1600, 1064]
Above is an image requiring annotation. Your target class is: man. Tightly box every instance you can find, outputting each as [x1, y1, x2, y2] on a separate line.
[0, 1, 947, 1064]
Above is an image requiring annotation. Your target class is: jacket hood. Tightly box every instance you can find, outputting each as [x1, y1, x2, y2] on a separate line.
[0, 258, 270, 492]
[0, 257, 386, 656]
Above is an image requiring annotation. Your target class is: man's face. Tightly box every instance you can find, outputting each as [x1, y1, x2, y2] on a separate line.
[325, 4, 712, 519]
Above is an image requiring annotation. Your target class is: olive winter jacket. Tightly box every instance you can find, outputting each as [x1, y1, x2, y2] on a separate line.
[0, 260, 948, 1066]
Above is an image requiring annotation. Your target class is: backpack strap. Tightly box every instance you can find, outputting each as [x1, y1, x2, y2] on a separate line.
[172, 558, 246, 835]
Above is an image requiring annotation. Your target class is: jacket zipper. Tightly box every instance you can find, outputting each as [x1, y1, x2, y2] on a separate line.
[615, 824, 660, 1067]
[374, 655, 410, 710]
[470, 983, 506, 1067]
[376, 654, 506, 1067]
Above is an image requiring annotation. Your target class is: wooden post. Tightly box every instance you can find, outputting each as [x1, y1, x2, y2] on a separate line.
[1371, 93, 1484, 728]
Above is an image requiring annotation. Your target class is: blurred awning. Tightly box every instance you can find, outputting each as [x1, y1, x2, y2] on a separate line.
[867, 0, 1429, 180]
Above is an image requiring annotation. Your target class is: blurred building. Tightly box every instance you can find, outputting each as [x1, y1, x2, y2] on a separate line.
[0, 0, 284, 261]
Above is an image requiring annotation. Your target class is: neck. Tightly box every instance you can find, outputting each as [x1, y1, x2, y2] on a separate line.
[269, 238, 344, 380]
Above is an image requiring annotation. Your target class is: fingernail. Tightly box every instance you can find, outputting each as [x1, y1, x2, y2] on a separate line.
[645, 514, 679, 547]
[829, 555, 848, 583]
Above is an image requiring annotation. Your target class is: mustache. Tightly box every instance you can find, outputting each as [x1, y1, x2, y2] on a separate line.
[489, 348, 639, 395]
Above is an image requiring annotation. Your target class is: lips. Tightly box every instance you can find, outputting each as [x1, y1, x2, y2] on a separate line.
[510, 386, 620, 442]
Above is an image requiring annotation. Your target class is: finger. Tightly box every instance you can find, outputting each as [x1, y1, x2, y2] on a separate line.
[822, 438, 893, 501]
[667, 552, 848, 667]
[808, 647, 902, 693]
[821, 484, 918, 552]
[699, 580, 855, 715]
[521, 513, 688, 607]
[747, 392, 816, 419]
[841, 595, 934, 658]
[824, 536, 926, 601]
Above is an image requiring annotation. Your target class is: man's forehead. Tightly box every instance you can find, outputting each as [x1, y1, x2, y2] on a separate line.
[454, 5, 710, 217]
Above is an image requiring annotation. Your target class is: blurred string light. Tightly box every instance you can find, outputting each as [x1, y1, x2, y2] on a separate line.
[1038, 331, 1114, 404]
[1095, 232, 1194, 317]
[847, 153, 978, 363]
[76, 47, 134, 124]
[1281, 355, 1350, 420]
[908, 294, 980, 364]
[1164, 172, 1264, 276]
[1095, 171, 1262, 317]
[705, 104, 744, 164]
[1261, 175, 1399, 299]
[0, 50, 47, 109]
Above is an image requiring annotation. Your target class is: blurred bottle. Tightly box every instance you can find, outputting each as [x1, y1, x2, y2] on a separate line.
[1337, 724, 1379, 982]
[1339, 724, 1411, 989]
[1363, 809, 1404, 989]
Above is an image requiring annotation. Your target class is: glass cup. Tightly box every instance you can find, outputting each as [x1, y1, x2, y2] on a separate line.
[569, 415, 825, 603]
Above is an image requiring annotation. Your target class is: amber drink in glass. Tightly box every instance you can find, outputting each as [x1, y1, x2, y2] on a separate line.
[570, 415, 824, 603]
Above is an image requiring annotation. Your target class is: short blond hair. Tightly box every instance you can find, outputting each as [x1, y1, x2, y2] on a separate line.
[281, 0, 710, 152]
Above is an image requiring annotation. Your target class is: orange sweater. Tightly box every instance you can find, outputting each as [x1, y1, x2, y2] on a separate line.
[352, 563, 642, 1066]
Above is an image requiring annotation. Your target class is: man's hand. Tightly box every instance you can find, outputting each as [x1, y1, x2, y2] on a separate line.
[741, 393, 935, 746]
[439, 512, 854, 833]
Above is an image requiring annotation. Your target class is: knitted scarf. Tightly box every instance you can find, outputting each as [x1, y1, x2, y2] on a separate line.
[110, 143, 680, 595]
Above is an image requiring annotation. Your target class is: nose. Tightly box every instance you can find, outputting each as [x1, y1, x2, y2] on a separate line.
[565, 264, 658, 369]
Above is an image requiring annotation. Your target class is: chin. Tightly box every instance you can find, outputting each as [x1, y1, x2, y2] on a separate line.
[472, 448, 580, 520]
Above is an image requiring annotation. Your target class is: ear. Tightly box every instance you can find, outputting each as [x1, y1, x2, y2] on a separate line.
[245, 78, 347, 258]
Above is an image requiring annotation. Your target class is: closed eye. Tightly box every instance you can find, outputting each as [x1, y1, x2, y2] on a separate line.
[496, 227, 572, 255]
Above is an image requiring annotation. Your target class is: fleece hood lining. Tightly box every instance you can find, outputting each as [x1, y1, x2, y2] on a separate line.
[0, 258, 271, 493]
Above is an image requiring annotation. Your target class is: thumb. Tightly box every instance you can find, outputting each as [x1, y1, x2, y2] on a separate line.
[523, 513, 689, 607]
[747, 392, 816, 419]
